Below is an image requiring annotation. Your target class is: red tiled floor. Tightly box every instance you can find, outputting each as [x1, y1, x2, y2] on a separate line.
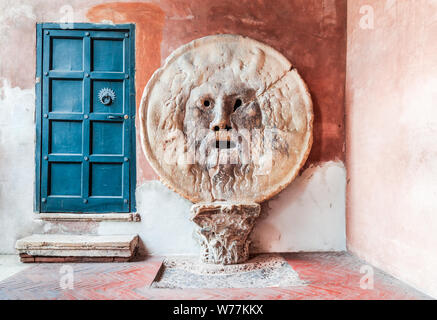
[0, 253, 431, 300]
[283, 252, 430, 300]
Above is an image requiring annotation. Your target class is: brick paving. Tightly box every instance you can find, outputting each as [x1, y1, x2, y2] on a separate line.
[0, 252, 431, 300]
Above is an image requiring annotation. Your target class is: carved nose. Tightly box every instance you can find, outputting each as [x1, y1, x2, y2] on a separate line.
[210, 98, 232, 131]
[213, 124, 232, 131]
[211, 111, 232, 131]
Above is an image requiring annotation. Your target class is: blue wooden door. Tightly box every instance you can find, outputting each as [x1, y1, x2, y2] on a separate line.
[38, 24, 135, 213]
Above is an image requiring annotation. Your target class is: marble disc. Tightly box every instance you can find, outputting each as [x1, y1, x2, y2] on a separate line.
[140, 34, 313, 203]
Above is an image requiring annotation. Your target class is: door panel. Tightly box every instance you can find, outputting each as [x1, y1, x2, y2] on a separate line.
[92, 38, 124, 72]
[49, 120, 82, 154]
[51, 37, 83, 71]
[91, 121, 124, 155]
[50, 79, 83, 113]
[49, 162, 82, 196]
[90, 163, 123, 197]
[39, 25, 134, 213]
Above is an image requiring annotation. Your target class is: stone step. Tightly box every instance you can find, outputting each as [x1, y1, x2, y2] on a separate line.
[15, 234, 139, 263]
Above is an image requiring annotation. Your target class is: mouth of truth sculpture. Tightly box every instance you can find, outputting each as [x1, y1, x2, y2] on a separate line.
[140, 35, 313, 264]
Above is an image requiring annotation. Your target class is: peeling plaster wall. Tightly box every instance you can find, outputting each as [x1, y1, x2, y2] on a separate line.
[346, 0, 437, 298]
[0, 0, 347, 254]
[0, 81, 45, 253]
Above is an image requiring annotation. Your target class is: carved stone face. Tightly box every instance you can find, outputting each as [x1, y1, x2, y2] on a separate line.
[140, 35, 313, 203]
[182, 71, 264, 200]
[184, 71, 261, 133]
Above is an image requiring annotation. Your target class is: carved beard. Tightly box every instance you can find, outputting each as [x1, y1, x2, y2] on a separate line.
[208, 163, 255, 201]
[180, 124, 289, 201]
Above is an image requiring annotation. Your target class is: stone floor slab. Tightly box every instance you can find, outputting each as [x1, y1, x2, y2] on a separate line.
[151, 254, 306, 288]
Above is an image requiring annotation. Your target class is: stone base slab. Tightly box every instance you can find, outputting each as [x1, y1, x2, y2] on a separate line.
[35, 213, 141, 222]
[15, 234, 139, 263]
[19, 254, 133, 263]
[151, 254, 306, 288]
[191, 202, 260, 265]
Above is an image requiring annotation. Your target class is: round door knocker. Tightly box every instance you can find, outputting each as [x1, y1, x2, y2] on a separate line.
[98, 88, 116, 106]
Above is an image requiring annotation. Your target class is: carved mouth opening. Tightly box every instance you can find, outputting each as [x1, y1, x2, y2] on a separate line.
[216, 140, 236, 149]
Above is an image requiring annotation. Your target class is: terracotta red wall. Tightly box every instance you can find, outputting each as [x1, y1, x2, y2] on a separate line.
[87, 0, 347, 185]
[346, 0, 437, 297]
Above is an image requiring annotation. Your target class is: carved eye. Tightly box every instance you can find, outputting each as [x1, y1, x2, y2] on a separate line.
[233, 98, 242, 112]
[203, 100, 211, 107]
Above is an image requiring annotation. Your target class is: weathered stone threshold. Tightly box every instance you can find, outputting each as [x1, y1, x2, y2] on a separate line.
[18, 255, 133, 263]
[35, 213, 141, 222]
[16, 234, 139, 263]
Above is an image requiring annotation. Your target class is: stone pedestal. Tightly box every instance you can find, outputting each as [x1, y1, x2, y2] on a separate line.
[190, 202, 260, 265]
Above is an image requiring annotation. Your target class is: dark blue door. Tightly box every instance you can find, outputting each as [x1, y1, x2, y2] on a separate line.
[38, 24, 135, 213]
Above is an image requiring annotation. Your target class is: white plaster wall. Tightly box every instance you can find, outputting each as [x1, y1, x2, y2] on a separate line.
[97, 161, 346, 255]
[98, 180, 198, 255]
[251, 161, 346, 253]
[0, 80, 44, 254]
[0, 2, 38, 254]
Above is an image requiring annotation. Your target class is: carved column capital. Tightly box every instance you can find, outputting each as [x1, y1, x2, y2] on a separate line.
[191, 202, 260, 265]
